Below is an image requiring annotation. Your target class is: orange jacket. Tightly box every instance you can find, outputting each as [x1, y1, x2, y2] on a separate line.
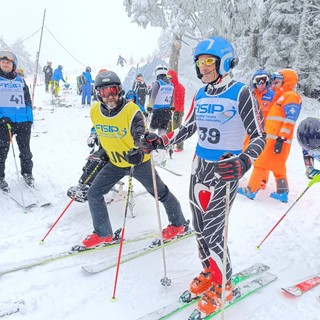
[254, 69, 302, 170]
[254, 87, 275, 120]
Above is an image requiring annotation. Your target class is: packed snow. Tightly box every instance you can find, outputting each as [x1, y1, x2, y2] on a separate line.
[1, 60, 320, 320]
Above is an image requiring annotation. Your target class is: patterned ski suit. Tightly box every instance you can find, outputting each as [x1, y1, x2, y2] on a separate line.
[166, 75, 266, 283]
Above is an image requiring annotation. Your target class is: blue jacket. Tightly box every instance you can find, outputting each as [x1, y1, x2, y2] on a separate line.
[52, 68, 66, 83]
[0, 75, 33, 123]
[82, 71, 93, 85]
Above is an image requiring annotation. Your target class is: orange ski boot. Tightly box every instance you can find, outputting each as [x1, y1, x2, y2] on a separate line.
[197, 281, 235, 316]
[189, 268, 214, 296]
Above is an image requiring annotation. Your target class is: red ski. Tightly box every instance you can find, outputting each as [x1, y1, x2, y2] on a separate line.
[281, 274, 320, 296]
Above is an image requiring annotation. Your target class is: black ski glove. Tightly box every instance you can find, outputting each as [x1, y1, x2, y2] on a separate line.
[274, 137, 286, 154]
[139, 132, 169, 154]
[125, 147, 144, 165]
[214, 153, 252, 182]
[0, 117, 11, 127]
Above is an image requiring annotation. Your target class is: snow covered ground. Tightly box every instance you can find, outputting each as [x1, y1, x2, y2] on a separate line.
[1, 62, 320, 320]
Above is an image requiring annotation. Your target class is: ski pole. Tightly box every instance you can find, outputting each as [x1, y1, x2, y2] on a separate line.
[40, 162, 101, 243]
[150, 154, 171, 287]
[256, 185, 310, 249]
[112, 166, 134, 300]
[221, 182, 231, 320]
[7, 124, 26, 213]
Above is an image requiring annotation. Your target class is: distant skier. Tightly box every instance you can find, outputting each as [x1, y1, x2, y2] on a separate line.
[51, 65, 67, 97]
[132, 73, 148, 107]
[117, 55, 126, 67]
[43, 61, 53, 92]
[81, 67, 94, 106]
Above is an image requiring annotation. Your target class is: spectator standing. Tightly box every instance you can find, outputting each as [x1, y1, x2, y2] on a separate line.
[132, 73, 148, 107]
[81, 67, 94, 106]
[167, 69, 185, 152]
[43, 61, 53, 92]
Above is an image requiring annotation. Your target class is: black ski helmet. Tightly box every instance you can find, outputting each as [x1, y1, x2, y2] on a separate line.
[94, 70, 123, 102]
[86, 66, 91, 72]
[297, 117, 320, 151]
[95, 70, 122, 90]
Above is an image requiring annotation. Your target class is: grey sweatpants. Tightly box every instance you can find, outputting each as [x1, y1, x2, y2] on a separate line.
[87, 160, 186, 237]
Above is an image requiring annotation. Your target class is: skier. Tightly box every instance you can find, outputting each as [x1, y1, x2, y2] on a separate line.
[81, 67, 94, 106]
[238, 69, 276, 199]
[125, 89, 147, 115]
[296, 117, 320, 181]
[0, 50, 34, 191]
[147, 64, 173, 166]
[132, 73, 148, 107]
[117, 55, 126, 67]
[240, 69, 302, 203]
[51, 65, 67, 97]
[166, 69, 185, 152]
[81, 70, 188, 249]
[140, 36, 266, 317]
[43, 61, 53, 92]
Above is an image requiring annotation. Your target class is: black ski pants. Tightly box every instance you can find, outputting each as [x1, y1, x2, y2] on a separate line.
[0, 121, 33, 178]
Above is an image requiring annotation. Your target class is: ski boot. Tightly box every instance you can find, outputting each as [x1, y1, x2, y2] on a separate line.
[270, 191, 288, 203]
[22, 174, 34, 187]
[237, 187, 257, 200]
[197, 281, 240, 317]
[0, 177, 9, 192]
[189, 268, 214, 297]
[162, 220, 191, 241]
[82, 232, 113, 249]
[67, 184, 90, 202]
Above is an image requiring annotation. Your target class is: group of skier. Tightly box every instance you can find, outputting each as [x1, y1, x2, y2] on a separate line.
[43, 61, 68, 97]
[1, 34, 320, 318]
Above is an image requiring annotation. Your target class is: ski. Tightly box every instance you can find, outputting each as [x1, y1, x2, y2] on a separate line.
[0, 229, 158, 276]
[281, 274, 320, 296]
[2, 189, 37, 209]
[188, 271, 277, 320]
[155, 164, 183, 176]
[0, 300, 25, 318]
[82, 230, 194, 274]
[23, 184, 51, 207]
[138, 263, 270, 320]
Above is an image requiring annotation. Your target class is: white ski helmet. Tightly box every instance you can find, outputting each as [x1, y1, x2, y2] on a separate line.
[155, 64, 168, 77]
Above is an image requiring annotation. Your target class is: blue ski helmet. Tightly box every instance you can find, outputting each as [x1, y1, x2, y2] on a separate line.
[193, 36, 238, 79]
[297, 117, 320, 151]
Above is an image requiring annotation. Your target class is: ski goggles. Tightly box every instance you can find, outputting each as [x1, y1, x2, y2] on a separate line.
[253, 76, 268, 84]
[196, 57, 217, 67]
[0, 50, 16, 62]
[99, 86, 119, 98]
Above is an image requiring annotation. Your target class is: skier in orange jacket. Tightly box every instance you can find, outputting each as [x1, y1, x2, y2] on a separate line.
[238, 69, 302, 203]
[241, 70, 275, 193]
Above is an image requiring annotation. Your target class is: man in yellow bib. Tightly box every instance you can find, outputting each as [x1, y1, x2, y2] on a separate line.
[82, 70, 188, 248]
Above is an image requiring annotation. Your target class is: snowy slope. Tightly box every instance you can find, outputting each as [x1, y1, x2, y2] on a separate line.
[1, 62, 320, 320]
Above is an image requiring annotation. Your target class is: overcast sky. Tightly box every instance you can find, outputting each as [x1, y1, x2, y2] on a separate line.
[0, 0, 161, 74]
